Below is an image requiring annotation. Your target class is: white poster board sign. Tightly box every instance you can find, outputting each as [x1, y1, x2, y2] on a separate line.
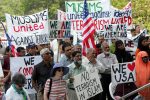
[73, 68, 103, 100]
[111, 62, 136, 84]
[5, 9, 49, 47]
[10, 56, 42, 94]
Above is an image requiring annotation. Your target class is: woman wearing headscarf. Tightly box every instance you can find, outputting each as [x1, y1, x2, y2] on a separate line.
[135, 36, 149, 57]
[5, 73, 30, 100]
[113, 40, 137, 100]
[135, 51, 150, 100]
[44, 63, 69, 100]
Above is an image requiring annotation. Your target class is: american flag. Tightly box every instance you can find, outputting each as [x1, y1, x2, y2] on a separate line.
[5, 33, 17, 57]
[82, 0, 96, 56]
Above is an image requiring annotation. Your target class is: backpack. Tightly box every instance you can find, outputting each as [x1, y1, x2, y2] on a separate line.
[47, 78, 52, 99]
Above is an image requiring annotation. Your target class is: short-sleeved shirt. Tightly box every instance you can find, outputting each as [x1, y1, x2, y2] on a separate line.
[44, 78, 67, 100]
[32, 61, 53, 87]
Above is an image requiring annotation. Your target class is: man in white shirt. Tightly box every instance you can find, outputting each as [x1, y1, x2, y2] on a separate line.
[97, 41, 118, 100]
[82, 48, 105, 100]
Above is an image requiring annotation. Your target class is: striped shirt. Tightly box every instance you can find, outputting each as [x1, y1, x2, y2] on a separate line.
[44, 78, 67, 100]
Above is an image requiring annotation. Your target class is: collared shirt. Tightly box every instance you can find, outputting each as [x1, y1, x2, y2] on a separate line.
[59, 54, 73, 67]
[97, 53, 118, 74]
[64, 62, 86, 89]
[82, 57, 105, 79]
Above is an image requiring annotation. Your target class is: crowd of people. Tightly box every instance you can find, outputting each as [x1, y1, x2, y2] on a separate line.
[0, 27, 149, 100]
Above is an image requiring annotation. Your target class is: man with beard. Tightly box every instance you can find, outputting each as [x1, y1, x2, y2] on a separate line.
[82, 48, 105, 100]
[64, 51, 86, 100]
[97, 41, 118, 100]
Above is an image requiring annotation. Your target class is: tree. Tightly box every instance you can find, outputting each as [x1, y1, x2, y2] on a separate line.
[0, 0, 150, 32]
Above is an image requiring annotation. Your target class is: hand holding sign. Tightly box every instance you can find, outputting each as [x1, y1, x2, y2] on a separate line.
[69, 77, 74, 83]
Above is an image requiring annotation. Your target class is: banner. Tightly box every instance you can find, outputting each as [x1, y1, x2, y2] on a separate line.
[73, 68, 103, 100]
[111, 62, 136, 84]
[5, 9, 49, 47]
[49, 20, 71, 38]
[10, 56, 42, 94]
[65, 1, 132, 39]
[103, 2, 132, 39]
[65, 0, 110, 20]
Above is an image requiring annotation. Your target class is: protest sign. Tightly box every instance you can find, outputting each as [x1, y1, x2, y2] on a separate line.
[111, 62, 136, 84]
[0, 61, 4, 77]
[65, 1, 132, 39]
[65, 0, 110, 20]
[57, 9, 67, 20]
[103, 2, 132, 39]
[74, 68, 103, 100]
[5, 9, 49, 47]
[49, 20, 71, 38]
[10, 56, 42, 94]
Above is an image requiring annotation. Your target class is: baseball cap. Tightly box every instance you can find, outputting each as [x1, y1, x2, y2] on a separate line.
[28, 42, 36, 48]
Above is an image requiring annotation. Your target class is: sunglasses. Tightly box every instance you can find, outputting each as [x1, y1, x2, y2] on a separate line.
[57, 68, 64, 72]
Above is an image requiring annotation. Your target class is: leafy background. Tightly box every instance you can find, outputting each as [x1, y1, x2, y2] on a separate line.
[0, 0, 149, 32]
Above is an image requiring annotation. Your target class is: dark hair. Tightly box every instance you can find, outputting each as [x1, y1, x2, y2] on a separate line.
[72, 51, 81, 57]
[51, 67, 64, 77]
[131, 28, 135, 33]
[62, 42, 71, 51]
[96, 43, 101, 48]
[12, 73, 26, 85]
[135, 25, 140, 29]
[5, 46, 11, 52]
[16, 47, 25, 53]
[137, 36, 148, 51]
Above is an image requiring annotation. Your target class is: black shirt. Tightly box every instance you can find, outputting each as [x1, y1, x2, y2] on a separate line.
[32, 61, 53, 87]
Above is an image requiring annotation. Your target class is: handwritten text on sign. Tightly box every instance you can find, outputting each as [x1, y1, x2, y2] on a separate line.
[5, 9, 49, 47]
[74, 68, 103, 100]
[49, 20, 71, 38]
[10, 56, 42, 94]
[65, 1, 110, 20]
[111, 62, 136, 84]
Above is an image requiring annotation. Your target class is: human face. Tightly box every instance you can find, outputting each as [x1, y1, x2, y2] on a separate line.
[88, 49, 97, 58]
[74, 53, 82, 65]
[99, 36, 104, 44]
[18, 50, 26, 57]
[117, 43, 125, 50]
[135, 25, 140, 34]
[29, 46, 37, 55]
[55, 68, 64, 77]
[142, 56, 149, 63]
[42, 52, 52, 62]
[64, 46, 72, 57]
[141, 39, 148, 46]
[103, 44, 110, 52]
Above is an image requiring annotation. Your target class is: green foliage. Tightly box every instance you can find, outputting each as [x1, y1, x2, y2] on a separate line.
[0, 0, 150, 32]
[111, 0, 150, 32]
